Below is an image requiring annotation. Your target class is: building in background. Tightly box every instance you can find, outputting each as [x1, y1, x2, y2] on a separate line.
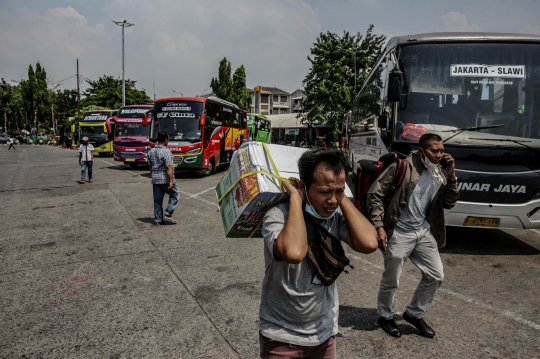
[266, 113, 333, 147]
[290, 88, 305, 113]
[249, 87, 291, 115]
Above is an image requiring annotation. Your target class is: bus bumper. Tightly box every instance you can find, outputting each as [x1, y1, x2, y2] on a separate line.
[94, 141, 113, 154]
[445, 199, 540, 229]
[173, 154, 203, 170]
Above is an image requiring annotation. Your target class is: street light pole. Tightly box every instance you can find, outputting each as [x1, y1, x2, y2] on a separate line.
[113, 20, 134, 106]
[172, 91, 183, 96]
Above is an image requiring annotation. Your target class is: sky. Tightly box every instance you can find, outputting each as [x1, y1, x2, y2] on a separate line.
[1, 0, 539, 100]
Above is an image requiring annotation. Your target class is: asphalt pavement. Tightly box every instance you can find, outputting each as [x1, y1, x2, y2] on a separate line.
[0, 144, 539, 358]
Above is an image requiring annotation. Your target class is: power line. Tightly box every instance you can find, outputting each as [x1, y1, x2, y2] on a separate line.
[48, 74, 78, 85]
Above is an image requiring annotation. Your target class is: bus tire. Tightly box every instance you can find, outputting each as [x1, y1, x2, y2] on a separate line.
[129, 163, 138, 169]
[209, 158, 217, 175]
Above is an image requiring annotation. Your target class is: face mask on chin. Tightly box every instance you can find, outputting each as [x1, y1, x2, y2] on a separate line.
[420, 149, 444, 180]
[304, 189, 338, 220]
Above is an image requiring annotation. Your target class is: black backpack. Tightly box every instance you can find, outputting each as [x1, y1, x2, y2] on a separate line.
[304, 212, 354, 286]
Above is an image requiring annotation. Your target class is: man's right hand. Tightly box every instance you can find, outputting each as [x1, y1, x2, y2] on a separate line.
[168, 180, 174, 190]
[377, 227, 388, 252]
[282, 178, 305, 202]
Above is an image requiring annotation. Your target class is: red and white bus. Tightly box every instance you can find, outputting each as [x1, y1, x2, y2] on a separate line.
[146, 96, 247, 174]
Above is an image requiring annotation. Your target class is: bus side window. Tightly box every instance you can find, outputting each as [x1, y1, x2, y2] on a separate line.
[221, 107, 232, 127]
[207, 102, 220, 124]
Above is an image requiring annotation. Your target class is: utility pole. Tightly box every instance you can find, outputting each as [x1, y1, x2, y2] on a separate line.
[153, 80, 156, 102]
[51, 103, 55, 137]
[77, 59, 80, 147]
[113, 20, 134, 106]
[34, 109, 37, 143]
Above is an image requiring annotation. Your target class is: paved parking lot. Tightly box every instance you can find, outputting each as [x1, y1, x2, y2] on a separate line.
[1, 145, 539, 358]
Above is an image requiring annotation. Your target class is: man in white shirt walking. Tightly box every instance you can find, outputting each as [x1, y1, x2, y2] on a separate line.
[8, 137, 16, 150]
[78, 136, 95, 184]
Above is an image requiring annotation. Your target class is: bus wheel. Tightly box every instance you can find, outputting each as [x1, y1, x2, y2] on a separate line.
[209, 158, 217, 175]
[129, 163, 139, 169]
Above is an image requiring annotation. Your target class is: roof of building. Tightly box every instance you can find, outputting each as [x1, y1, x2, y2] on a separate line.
[266, 113, 327, 128]
[248, 87, 290, 95]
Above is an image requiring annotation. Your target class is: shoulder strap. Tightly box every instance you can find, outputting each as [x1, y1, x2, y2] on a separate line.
[393, 158, 407, 188]
[303, 212, 352, 286]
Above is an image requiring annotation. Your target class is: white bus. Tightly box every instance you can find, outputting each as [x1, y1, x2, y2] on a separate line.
[351, 32, 540, 230]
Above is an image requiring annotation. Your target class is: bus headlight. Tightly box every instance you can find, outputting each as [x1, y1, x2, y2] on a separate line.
[99, 144, 107, 150]
[185, 148, 200, 154]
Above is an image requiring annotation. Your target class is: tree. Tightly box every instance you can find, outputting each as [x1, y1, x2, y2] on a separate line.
[210, 57, 252, 110]
[18, 63, 54, 134]
[83, 75, 152, 109]
[299, 26, 386, 132]
[55, 89, 78, 126]
[0, 79, 26, 134]
[210, 57, 232, 100]
[230, 66, 252, 110]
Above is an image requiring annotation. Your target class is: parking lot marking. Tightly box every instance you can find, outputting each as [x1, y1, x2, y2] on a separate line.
[189, 187, 216, 198]
[348, 253, 540, 331]
[101, 159, 147, 179]
[180, 190, 218, 207]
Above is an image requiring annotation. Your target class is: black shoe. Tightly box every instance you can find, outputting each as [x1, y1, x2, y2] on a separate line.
[403, 312, 435, 338]
[377, 317, 402, 338]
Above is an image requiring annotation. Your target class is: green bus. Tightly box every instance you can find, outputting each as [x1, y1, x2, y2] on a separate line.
[247, 113, 271, 143]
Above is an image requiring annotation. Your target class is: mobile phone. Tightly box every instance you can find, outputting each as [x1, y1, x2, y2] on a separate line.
[440, 157, 448, 169]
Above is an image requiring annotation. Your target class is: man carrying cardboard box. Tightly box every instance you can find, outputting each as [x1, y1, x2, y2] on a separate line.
[259, 148, 378, 358]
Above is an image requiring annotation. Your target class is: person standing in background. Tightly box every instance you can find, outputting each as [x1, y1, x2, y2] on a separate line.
[78, 136, 94, 184]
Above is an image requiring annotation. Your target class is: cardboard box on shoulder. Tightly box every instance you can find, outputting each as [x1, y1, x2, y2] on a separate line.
[216, 142, 307, 238]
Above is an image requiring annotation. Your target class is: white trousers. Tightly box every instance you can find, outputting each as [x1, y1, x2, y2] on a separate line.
[377, 226, 444, 319]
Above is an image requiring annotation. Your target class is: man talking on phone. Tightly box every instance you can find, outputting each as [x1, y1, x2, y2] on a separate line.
[366, 133, 459, 338]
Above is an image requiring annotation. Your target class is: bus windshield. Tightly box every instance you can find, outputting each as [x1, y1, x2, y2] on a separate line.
[115, 123, 149, 137]
[81, 126, 106, 136]
[154, 101, 204, 141]
[396, 43, 540, 147]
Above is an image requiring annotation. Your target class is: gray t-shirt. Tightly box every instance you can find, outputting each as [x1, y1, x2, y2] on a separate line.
[395, 169, 443, 232]
[259, 202, 350, 346]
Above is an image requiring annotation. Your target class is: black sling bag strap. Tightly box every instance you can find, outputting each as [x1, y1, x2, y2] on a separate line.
[303, 211, 353, 286]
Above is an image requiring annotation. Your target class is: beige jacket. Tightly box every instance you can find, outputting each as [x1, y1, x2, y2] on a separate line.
[366, 151, 459, 248]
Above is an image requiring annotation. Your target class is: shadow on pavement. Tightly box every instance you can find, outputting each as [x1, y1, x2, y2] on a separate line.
[442, 226, 540, 255]
[338, 306, 379, 331]
[136, 217, 156, 224]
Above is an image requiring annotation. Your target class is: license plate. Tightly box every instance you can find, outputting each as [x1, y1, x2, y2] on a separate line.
[125, 158, 135, 162]
[463, 216, 500, 227]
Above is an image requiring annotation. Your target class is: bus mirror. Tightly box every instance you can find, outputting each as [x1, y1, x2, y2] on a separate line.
[142, 115, 150, 127]
[378, 114, 388, 129]
[199, 115, 206, 126]
[387, 69, 403, 102]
